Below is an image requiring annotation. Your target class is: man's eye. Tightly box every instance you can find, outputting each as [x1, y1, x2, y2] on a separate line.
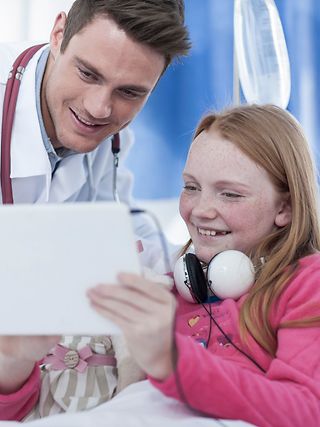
[78, 68, 95, 80]
[183, 185, 198, 192]
[120, 89, 141, 99]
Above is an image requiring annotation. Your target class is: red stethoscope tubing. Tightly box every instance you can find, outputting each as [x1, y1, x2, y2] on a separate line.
[1, 44, 45, 204]
[1, 45, 43, 204]
[1, 44, 120, 204]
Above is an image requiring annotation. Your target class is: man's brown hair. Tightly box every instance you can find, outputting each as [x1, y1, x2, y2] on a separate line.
[60, 0, 191, 69]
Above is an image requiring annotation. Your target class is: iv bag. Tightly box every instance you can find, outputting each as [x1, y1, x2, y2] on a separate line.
[234, 0, 291, 108]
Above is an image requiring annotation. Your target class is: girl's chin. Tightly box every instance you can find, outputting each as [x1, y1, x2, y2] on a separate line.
[195, 250, 219, 265]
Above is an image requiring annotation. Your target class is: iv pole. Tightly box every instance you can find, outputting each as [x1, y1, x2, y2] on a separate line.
[233, 0, 291, 109]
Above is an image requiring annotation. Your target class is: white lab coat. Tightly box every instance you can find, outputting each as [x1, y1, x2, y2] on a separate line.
[0, 43, 165, 270]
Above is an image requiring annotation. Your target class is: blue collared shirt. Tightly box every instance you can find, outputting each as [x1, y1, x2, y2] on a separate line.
[35, 46, 75, 173]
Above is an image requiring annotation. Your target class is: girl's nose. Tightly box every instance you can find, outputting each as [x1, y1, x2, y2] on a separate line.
[192, 193, 218, 219]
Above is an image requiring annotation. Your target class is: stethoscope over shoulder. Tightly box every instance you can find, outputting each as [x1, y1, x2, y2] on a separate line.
[0, 44, 120, 204]
[1, 44, 45, 204]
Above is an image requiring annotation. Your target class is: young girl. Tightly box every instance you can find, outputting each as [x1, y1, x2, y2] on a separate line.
[88, 104, 320, 427]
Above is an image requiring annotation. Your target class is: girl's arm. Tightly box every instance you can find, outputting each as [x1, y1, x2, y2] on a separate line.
[0, 362, 40, 420]
[151, 328, 320, 427]
[0, 335, 60, 420]
[87, 268, 320, 427]
[151, 265, 320, 427]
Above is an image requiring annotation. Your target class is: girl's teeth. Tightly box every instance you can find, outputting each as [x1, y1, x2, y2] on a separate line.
[198, 228, 216, 236]
[198, 228, 229, 236]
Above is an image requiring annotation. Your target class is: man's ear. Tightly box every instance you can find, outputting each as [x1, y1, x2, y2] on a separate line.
[50, 12, 67, 59]
[275, 194, 292, 227]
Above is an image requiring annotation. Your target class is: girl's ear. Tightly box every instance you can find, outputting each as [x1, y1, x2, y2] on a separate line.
[50, 12, 67, 59]
[275, 194, 292, 227]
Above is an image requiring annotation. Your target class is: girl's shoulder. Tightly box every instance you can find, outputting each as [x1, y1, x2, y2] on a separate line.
[287, 252, 320, 292]
[275, 253, 320, 321]
[297, 252, 320, 268]
[293, 252, 320, 283]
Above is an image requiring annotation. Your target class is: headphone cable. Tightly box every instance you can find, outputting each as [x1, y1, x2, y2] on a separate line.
[130, 208, 172, 273]
[198, 297, 266, 373]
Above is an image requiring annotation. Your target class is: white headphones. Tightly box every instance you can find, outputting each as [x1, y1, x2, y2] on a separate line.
[173, 250, 255, 303]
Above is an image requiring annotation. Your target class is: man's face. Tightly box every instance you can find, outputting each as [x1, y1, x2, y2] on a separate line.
[42, 14, 165, 153]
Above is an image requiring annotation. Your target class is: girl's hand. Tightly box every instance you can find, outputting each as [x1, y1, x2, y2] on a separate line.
[87, 273, 177, 380]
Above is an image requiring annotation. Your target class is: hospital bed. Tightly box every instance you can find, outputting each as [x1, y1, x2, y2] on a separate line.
[0, 380, 255, 426]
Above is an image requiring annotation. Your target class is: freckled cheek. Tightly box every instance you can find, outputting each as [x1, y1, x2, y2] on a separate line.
[230, 202, 274, 238]
[223, 206, 258, 232]
[232, 216, 255, 232]
[179, 195, 192, 225]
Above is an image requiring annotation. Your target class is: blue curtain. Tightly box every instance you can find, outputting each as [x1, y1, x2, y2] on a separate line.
[127, 0, 320, 199]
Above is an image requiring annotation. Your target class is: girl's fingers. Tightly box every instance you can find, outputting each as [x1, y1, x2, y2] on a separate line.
[87, 285, 154, 314]
[89, 293, 147, 324]
[89, 273, 172, 304]
[88, 283, 176, 334]
[89, 286, 175, 322]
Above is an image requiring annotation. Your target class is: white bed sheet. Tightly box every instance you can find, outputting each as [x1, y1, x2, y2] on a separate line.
[0, 380, 255, 426]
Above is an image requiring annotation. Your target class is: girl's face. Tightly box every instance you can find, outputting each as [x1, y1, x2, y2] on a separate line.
[179, 128, 291, 264]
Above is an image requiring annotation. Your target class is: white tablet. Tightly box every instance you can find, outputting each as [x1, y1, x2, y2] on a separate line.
[0, 202, 141, 335]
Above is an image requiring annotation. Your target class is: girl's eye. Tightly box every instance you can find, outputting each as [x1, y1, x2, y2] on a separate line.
[222, 192, 243, 198]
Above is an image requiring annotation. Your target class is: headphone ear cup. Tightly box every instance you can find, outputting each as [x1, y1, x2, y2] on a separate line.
[184, 253, 208, 303]
[207, 250, 255, 299]
[173, 253, 208, 303]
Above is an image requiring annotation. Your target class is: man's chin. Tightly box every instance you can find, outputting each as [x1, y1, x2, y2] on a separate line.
[55, 137, 103, 154]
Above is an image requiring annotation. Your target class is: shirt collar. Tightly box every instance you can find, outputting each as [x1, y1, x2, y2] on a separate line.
[35, 47, 75, 172]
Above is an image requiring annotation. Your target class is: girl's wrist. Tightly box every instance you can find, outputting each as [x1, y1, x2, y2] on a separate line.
[147, 346, 177, 381]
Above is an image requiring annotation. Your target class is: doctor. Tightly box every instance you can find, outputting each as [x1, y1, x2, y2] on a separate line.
[0, 0, 190, 264]
[0, 0, 190, 419]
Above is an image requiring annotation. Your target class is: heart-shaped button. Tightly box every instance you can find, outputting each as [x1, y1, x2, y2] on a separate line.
[188, 315, 200, 327]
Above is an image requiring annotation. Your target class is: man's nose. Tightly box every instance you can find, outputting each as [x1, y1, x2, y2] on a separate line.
[84, 88, 113, 120]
